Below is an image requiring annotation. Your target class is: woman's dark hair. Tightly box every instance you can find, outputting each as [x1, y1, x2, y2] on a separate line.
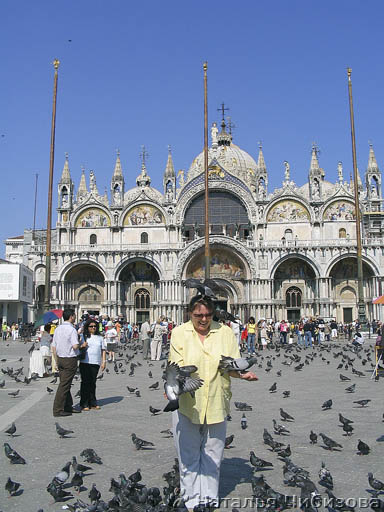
[248, 317, 255, 323]
[44, 323, 51, 333]
[188, 295, 214, 313]
[83, 318, 99, 339]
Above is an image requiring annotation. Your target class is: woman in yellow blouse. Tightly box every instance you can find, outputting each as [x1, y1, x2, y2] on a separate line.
[169, 295, 258, 510]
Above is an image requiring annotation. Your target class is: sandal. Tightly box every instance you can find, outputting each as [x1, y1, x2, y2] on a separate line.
[82, 407, 90, 411]
[91, 405, 101, 410]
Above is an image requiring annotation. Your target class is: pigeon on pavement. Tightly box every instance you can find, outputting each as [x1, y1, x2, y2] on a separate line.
[4, 442, 26, 464]
[55, 423, 74, 439]
[4, 422, 16, 437]
[5, 476, 21, 496]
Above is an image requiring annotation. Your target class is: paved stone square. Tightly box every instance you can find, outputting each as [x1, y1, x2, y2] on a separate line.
[0, 336, 383, 511]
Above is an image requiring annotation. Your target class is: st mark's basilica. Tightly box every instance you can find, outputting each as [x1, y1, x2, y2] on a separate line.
[5, 119, 384, 324]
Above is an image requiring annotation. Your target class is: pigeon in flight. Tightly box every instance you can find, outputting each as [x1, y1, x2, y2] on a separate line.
[163, 362, 204, 412]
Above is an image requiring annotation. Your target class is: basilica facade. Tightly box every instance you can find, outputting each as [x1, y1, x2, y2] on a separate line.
[6, 120, 384, 324]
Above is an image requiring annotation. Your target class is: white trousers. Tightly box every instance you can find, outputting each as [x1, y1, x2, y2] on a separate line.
[172, 411, 226, 508]
[150, 339, 162, 360]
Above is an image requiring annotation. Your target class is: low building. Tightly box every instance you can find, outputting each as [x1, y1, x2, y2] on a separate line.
[0, 260, 34, 323]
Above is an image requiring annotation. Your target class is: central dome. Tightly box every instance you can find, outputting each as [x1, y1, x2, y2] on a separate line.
[187, 141, 258, 185]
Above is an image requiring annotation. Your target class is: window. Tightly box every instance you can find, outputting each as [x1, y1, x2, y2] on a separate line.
[141, 232, 148, 244]
[90, 234, 97, 245]
[286, 287, 302, 308]
[135, 288, 150, 309]
[339, 228, 346, 239]
[284, 229, 293, 241]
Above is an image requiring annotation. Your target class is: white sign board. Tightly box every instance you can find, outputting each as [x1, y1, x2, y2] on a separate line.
[0, 264, 33, 302]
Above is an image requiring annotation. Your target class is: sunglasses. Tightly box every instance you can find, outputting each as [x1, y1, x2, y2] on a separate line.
[89, 325, 97, 328]
[192, 313, 213, 320]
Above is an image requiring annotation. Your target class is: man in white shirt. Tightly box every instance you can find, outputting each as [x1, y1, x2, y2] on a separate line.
[52, 309, 82, 417]
[140, 320, 151, 360]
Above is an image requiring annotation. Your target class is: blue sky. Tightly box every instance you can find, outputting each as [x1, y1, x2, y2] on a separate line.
[2, 1, 384, 253]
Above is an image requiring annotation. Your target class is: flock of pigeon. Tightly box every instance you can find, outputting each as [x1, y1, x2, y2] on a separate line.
[1, 334, 384, 511]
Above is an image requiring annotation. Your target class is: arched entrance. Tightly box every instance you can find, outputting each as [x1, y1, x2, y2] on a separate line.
[273, 258, 317, 321]
[328, 257, 375, 322]
[64, 264, 105, 316]
[119, 261, 160, 324]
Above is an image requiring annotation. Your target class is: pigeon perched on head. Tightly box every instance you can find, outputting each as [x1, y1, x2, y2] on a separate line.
[4, 442, 26, 464]
[357, 439, 370, 455]
[55, 422, 74, 438]
[163, 362, 203, 412]
[5, 476, 21, 496]
[184, 277, 224, 300]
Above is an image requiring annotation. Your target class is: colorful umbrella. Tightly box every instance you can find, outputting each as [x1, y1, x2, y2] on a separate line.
[373, 295, 384, 304]
[34, 310, 63, 328]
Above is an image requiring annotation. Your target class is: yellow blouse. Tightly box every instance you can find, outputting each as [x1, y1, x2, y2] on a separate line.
[169, 320, 240, 424]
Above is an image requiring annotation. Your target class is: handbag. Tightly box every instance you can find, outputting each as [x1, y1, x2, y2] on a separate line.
[78, 334, 88, 360]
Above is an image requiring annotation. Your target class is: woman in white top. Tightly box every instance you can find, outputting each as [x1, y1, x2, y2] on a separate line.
[79, 319, 106, 411]
[151, 317, 168, 360]
[105, 321, 118, 362]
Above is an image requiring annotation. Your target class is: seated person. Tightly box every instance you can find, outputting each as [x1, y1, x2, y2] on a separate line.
[351, 330, 364, 349]
[40, 323, 52, 373]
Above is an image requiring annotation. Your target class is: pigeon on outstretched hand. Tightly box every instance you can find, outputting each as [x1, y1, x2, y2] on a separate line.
[55, 423, 74, 438]
[163, 362, 204, 412]
[218, 355, 257, 373]
[4, 442, 26, 464]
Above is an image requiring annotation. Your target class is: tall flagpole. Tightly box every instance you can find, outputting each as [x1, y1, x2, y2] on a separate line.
[44, 59, 60, 311]
[203, 62, 210, 280]
[347, 68, 366, 325]
[32, 173, 39, 242]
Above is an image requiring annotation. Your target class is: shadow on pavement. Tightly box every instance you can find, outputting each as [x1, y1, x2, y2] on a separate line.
[97, 395, 124, 406]
[219, 457, 253, 498]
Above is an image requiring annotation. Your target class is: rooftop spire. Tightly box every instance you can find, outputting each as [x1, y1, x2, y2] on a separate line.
[76, 166, 88, 201]
[164, 145, 175, 177]
[113, 148, 123, 177]
[60, 153, 71, 182]
[310, 143, 320, 172]
[217, 103, 231, 146]
[257, 142, 266, 171]
[367, 143, 378, 171]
